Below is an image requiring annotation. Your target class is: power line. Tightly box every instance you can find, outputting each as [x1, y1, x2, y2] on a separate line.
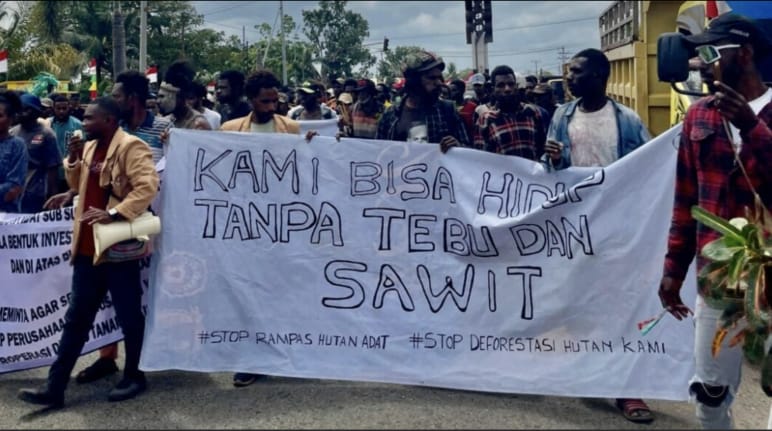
[435, 43, 585, 58]
[364, 15, 597, 44]
[200, 3, 253, 18]
[203, 19, 262, 35]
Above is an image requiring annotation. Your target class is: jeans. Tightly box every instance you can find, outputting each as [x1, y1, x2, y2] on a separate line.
[691, 296, 743, 429]
[47, 255, 144, 393]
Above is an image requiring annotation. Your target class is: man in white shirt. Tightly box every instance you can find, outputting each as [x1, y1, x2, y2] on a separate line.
[543, 48, 653, 424]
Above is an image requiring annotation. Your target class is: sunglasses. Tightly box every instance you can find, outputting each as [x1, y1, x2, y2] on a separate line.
[695, 44, 741, 64]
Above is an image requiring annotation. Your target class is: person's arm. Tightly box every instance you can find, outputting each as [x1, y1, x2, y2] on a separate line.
[472, 113, 486, 151]
[0, 140, 27, 202]
[44, 132, 62, 198]
[542, 106, 570, 171]
[449, 105, 471, 147]
[659, 114, 700, 320]
[64, 134, 85, 191]
[112, 140, 160, 221]
[193, 116, 212, 130]
[663, 116, 698, 284]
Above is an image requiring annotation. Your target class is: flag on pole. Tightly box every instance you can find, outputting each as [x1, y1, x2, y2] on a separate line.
[145, 65, 158, 84]
[0, 50, 8, 74]
[636, 309, 670, 336]
[88, 58, 98, 100]
[89, 76, 97, 100]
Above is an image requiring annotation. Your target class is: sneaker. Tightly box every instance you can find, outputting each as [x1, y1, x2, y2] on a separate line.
[75, 357, 119, 384]
[107, 374, 147, 402]
[18, 386, 64, 408]
[232, 372, 263, 387]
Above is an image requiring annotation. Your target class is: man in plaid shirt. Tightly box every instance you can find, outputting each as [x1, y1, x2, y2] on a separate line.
[657, 13, 772, 429]
[376, 50, 469, 151]
[473, 65, 547, 161]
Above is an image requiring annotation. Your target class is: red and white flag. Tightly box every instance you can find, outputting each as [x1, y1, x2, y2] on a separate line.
[705, 1, 732, 20]
[88, 58, 96, 75]
[146, 65, 158, 84]
[0, 50, 8, 74]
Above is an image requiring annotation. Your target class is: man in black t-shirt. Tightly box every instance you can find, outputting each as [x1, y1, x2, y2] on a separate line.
[375, 50, 469, 152]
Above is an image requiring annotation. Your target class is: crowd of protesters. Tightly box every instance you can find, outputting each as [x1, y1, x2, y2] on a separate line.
[2, 10, 772, 430]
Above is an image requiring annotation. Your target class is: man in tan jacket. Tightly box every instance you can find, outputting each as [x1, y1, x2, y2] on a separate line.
[18, 97, 159, 407]
[220, 69, 300, 387]
[220, 70, 300, 135]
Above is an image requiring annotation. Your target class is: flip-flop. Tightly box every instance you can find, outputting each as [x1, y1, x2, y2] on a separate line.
[616, 398, 654, 424]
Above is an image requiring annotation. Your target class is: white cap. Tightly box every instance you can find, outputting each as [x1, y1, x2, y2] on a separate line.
[468, 73, 486, 86]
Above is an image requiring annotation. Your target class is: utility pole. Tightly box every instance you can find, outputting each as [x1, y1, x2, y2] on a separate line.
[139, 0, 147, 73]
[465, 0, 491, 73]
[112, 1, 127, 76]
[280, 0, 287, 86]
[558, 46, 569, 77]
[532, 60, 539, 78]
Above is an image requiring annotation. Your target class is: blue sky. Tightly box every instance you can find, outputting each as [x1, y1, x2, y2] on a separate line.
[193, 1, 615, 77]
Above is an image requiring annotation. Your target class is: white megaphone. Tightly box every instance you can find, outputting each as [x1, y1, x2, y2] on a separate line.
[93, 211, 161, 261]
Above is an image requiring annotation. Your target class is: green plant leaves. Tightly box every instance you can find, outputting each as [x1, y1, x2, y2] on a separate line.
[701, 238, 744, 262]
[691, 206, 745, 244]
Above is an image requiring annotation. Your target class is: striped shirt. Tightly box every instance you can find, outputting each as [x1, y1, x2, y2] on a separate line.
[121, 111, 172, 164]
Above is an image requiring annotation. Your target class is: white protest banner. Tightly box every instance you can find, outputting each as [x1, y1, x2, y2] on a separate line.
[298, 118, 339, 137]
[0, 208, 151, 374]
[142, 125, 696, 400]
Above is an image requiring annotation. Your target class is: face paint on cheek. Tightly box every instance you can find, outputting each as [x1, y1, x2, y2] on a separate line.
[157, 90, 178, 114]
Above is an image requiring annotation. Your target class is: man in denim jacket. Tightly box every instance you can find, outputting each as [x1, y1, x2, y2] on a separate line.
[542, 48, 654, 424]
[543, 49, 650, 171]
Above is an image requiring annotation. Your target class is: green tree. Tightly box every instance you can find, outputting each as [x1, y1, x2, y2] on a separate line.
[302, 0, 375, 80]
[376, 45, 424, 83]
[29, 0, 69, 44]
[446, 62, 458, 80]
[0, 0, 25, 52]
[25, 1, 114, 85]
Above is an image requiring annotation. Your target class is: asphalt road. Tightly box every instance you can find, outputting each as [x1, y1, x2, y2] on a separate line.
[1, 348, 770, 429]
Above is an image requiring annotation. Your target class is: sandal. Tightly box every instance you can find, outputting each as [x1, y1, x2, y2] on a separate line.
[616, 398, 654, 423]
[232, 372, 264, 387]
[75, 358, 119, 384]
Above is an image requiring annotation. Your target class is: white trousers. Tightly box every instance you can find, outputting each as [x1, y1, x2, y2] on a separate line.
[691, 296, 743, 429]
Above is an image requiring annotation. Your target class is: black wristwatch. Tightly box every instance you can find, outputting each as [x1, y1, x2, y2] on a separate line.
[108, 208, 120, 220]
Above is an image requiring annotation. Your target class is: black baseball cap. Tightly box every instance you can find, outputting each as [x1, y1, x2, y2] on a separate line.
[685, 13, 771, 56]
[354, 79, 376, 92]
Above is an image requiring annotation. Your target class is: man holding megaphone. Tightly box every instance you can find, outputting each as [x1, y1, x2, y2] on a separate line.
[18, 97, 159, 408]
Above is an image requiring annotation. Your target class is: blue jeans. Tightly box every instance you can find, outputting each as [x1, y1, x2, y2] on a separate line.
[47, 255, 144, 393]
